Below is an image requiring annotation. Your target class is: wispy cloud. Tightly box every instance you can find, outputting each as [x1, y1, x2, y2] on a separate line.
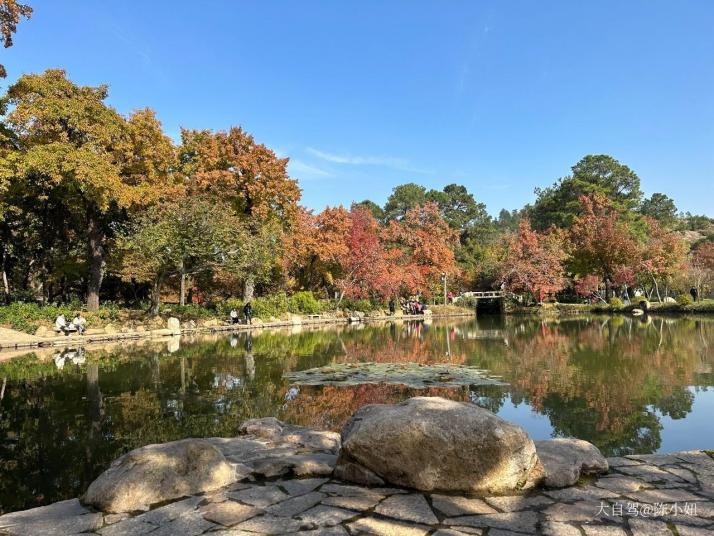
[288, 159, 331, 179]
[306, 147, 429, 174]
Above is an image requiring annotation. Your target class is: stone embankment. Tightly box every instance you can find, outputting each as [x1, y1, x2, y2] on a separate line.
[1, 397, 712, 535]
[0, 308, 472, 353]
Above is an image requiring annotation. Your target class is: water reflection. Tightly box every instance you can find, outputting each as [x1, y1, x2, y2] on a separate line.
[0, 315, 712, 513]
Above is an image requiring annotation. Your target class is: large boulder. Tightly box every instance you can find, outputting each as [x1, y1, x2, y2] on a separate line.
[83, 439, 237, 513]
[534, 438, 609, 488]
[334, 397, 539, 494]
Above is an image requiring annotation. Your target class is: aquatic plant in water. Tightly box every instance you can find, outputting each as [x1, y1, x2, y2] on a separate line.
[284, 362, 506, 389]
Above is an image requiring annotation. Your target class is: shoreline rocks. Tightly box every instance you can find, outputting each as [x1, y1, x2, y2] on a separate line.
[334, 397, 541, 493]
[535, 438, 609, 488]
[82, 438, 237, 513]
[5, 399, 713, 535]
[80, 397, 609, 518]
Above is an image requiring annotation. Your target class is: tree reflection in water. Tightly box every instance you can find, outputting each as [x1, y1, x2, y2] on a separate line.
[0, 315, 712, 512]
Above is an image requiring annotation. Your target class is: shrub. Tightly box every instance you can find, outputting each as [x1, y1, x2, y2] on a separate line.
[608, 297, 624, 308]
[0, 302, 119, 333]
[676, 294, 693, 306]
[287, 291, 322, 314]
[216, 298, 244, 317]
[252, 292, 289, 319]
[341, 298, 381, 312]
[160, 303, 216, 319]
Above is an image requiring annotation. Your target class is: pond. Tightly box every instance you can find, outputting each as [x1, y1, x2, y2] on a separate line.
[0, 314, 713, 513]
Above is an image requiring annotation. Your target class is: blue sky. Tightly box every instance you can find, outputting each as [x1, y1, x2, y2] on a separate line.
[3, 1, 713, 215]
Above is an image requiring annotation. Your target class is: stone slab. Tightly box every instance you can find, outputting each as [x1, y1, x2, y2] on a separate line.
[374, 493, 438, 524]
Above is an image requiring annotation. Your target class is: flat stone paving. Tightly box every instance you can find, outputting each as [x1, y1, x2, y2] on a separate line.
[1, 450, 713, 535]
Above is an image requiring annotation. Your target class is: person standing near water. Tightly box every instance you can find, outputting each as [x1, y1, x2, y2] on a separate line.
[690, 287, 698, 302]
[243, 302, 253, 325]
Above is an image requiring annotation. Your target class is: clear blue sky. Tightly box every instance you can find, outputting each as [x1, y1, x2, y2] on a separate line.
[3, 1, 713, 216]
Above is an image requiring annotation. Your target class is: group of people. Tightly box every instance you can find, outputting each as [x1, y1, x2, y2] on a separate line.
[229, 302, 253, 325]
[401, 297, 428, 315]
[54, 312, 87, 335]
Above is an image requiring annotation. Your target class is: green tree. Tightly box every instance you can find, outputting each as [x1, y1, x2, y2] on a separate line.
[352, 199, 385, 223]
[531, 155, 643, 229]
[118, 197, 248, 314]
[426, 183, 490, 234]
[383, 183, 427, 221]
[496, 208, 522, 232]
[639, 192, 677, 227]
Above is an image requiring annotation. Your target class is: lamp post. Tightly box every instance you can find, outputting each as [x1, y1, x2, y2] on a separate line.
[442, 272, 447, 305]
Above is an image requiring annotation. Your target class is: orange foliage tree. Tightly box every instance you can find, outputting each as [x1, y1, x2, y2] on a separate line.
[283, 206, 350, 294]
[179, 127, 301, 300]
[383, 202, 460, 297]
[497, 219, 567, 302]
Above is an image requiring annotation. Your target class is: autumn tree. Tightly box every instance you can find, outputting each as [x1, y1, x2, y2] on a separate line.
[283, 206, 350, 294]
[567, 194, 639, 299]
[497, 219, 567, 302]
[0, 70, 176, 309]
[688, 241, 714, 297]
[637, 218, 687, 301]
[383, 202, 460, 296]
[179, 127, 301, 300]
[0, 0, 32, 78]
[335, 206, 394, 300]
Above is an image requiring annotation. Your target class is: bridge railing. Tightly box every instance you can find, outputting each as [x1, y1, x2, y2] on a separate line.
[461, 291, 504, 299]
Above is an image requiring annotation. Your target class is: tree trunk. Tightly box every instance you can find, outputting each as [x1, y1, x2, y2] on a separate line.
[149, 274, 163, 315]
[186, 280, 193, 304]
[1, 257, 9, 305]
[1, 271, 8, 304]
[179, 263, 186, 306]
[86, 211, 105, 312]
[652, 275, 661, 303]
[243, 275, 255, 303]
[0, 244, 8, 303]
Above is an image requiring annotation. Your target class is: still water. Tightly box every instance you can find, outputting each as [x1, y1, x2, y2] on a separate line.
[0, 315, 712, 513]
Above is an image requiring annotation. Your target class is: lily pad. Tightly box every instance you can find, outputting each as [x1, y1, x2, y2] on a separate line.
[284, 362, 506, 389]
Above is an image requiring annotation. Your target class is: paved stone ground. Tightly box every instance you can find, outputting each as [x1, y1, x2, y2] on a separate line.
[2, 447, 713, 535]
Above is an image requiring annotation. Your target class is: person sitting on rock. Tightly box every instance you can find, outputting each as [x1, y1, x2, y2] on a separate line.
[54, 314, 72, 335]
[72, 312, 87, 335]
[229, 308, 240, 324]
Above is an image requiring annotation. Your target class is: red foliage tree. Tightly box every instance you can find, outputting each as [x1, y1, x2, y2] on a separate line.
[568, 194, 639, 298]
[497, 219, 567, 302]
[637, 218, 687, 301]
[383, 202, 460, 296]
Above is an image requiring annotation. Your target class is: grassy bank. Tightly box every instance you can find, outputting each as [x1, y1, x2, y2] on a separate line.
[0, 295, 475, 335]
[507, 299, 714, 316]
